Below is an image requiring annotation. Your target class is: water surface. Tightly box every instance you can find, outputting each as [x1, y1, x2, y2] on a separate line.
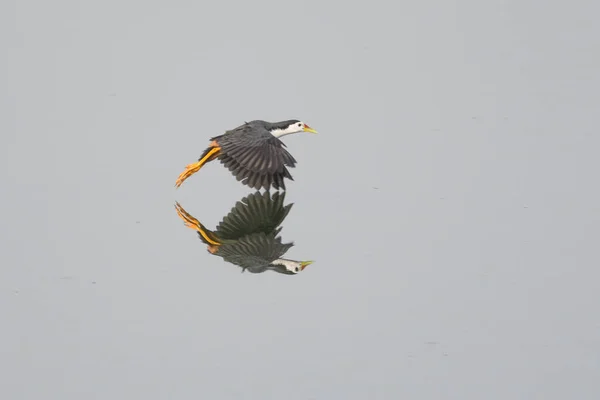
[3, 1, 599, 398]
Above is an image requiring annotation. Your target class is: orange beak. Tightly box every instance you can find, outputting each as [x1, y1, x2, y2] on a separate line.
[302, 124, 318, 134]
[300, 260, 314, 271]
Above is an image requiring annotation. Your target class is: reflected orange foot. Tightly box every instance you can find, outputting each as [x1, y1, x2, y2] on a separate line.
[174, 202, 201, 231]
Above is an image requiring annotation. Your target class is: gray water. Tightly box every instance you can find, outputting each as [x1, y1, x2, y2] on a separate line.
[3, 1, 600, 399]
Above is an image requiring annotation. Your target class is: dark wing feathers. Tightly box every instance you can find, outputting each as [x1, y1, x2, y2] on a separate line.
[217, 151, 282, 190]
[211, 122, 300, 190]
[217, 125, 297, 170]
[215, 191, 292, 240]
[261, 174, 270, 191]
[199, 182, 295, 272]
[219, 151, 290, 190]
[217, 233, 294, 267]
[282, 149, 297, 168]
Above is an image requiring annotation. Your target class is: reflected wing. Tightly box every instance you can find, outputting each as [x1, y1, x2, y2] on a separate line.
[216, 232, 294, 269]
[215, 191, 293, 240]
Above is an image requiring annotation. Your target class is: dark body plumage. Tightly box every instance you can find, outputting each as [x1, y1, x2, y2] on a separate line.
[210, 120, 298, 190]
[175, 191, 311, 275]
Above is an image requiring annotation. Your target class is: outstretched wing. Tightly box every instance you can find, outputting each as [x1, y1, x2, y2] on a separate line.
[215, 191, 293, 240]
[213, 123, 297, 175]
[216, 232, 295, 269]
[219, 151, 292, 190]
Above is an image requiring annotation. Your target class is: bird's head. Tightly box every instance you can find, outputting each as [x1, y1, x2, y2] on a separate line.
[272, 259, 315, 274]
[269, 120, 318, 138]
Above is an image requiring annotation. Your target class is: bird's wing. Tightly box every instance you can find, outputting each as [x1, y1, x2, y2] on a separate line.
[215, 191, 293, 240]
[219, 152, 292, 190]
[216, 232, 295, 268]
[216, 125, 297, 174]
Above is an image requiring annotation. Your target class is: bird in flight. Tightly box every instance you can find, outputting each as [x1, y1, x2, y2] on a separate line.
[174, 191, 314, 275]
[175, 119, 318, 190]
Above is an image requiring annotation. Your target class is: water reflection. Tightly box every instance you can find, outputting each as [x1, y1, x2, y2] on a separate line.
[175, 191, 314, 275]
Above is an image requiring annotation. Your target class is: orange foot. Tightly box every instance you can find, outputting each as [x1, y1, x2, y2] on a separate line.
[175, 161, 203, 188]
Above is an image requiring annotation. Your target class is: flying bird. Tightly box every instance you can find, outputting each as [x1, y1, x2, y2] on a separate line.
[174, 191, 314, 275]
[175, 119, 318, 190]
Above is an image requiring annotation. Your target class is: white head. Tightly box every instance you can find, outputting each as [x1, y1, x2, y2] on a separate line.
[271, 259, 315, 274]
[268, 120, 318, 138]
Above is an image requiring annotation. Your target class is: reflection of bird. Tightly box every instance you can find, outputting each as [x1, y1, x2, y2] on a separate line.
[175, 119, 317, 190]
[174, 191, 314, 275]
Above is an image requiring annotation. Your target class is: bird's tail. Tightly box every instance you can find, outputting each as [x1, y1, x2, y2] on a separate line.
[175, 143, 221, 188]
[174, 202, 222, 248]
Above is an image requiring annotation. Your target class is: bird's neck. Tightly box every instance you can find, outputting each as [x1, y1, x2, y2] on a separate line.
[272, 258, 300, 270]
[270, 128, 298, 138]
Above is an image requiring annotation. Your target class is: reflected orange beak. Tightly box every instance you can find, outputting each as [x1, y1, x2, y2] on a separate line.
[300, 260, 314, 271]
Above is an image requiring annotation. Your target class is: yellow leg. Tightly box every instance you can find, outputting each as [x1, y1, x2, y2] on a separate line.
[175, 146, 221, 188]
[174, 202, 221, 247]
[174, 202, 202, 231]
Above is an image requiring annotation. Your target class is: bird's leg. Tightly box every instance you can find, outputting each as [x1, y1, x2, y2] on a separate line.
[175, 143, 221, 188]
[175, 203, 222, 249]
[174, 202, 202, 231]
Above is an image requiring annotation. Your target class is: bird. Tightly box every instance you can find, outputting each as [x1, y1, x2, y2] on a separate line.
[175, 119, 318, 190]
[174, 191, 314, 275]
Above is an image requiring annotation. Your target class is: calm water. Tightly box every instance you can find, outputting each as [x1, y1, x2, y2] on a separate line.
[3, 1, 599, 398]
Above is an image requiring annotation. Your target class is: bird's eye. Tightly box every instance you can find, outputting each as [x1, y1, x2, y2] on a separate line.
[297, 123, 302, 127]
[295, 267, 299, 272]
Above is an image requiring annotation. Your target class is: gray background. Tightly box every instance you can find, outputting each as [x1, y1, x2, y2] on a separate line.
[2, 0, 599, 399]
